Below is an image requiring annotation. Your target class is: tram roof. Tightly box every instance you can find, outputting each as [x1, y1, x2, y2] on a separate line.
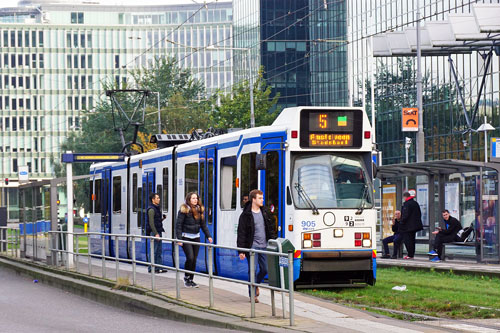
[377, 159, 500, 179]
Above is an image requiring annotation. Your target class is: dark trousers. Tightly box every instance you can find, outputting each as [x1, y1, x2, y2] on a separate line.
[182, 236, 200, 281]
[246, 247, 268, 297]
[382, 234, 401, 257]
[402, 231, 417, 257]
[149, 232, 162, 272]
[434, 233, 460, 259]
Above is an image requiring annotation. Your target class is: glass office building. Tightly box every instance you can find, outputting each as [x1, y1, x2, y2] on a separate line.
[233, 0, 347, 108]
[0, 0, 232, 219]
[348, 0, 499, 165]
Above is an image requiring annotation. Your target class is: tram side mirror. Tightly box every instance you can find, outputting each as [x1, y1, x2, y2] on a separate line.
[256, 153, 267, 170]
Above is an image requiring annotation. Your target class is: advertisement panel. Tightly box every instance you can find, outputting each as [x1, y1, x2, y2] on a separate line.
[382, 184, 397, 239]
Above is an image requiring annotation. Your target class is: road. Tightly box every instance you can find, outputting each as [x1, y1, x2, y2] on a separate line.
[0, 266, 234, 333]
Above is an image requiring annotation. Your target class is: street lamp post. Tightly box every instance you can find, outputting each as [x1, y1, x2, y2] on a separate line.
[477, 116, 495, 163]
[207, 45, 255, 128]
[405, 137, 412, 190]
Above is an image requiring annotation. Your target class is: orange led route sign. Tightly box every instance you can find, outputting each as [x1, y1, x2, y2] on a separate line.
[402, 107, 418, 132]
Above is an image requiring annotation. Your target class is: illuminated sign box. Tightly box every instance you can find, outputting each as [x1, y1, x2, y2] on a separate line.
[300, 109, 363, 148]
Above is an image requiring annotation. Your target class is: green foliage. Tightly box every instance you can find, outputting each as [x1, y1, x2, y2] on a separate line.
[211, 68, 281, 129]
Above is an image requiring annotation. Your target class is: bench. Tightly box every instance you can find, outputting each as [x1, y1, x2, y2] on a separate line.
[442, 241, 478, 261]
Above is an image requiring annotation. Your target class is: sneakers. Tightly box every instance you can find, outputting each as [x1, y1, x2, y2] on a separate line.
[190, 280, 199, 288]
[184, 278, 192, 288]
[427, 250, 438, 256]
[403, 256, 414, 260]
[381, 254, 391, 259]
[430, 257, 441, 263]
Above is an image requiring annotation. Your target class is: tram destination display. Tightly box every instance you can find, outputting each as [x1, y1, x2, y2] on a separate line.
[300, 109, 363, 148]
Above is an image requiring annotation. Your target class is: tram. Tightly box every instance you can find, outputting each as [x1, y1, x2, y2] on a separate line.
[88, 106, 377, 287]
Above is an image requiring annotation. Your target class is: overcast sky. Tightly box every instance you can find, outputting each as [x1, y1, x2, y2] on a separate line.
[1, 0, 212, 8]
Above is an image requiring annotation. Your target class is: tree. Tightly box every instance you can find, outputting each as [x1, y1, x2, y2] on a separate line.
[211, 68, 281, 129]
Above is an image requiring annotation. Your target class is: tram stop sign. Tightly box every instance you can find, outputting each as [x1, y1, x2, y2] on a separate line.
[402, 108, 418, 132]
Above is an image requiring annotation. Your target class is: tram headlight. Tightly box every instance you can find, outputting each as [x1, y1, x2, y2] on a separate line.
[303, 240, 312, 248]
[362, 239, 371, 247]
[334, 229, 343, 238]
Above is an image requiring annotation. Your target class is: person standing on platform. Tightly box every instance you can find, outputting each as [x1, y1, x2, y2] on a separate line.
[428, 210, 462, 262]
[382, 210, 402, 259]
[147, 193, 166, 273]
[399, 192, 423, 259]
[176, 192, 213, 288]
[237, 189, 277, 303]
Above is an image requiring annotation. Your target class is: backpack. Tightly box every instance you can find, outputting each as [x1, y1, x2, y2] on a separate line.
[456, 223, 474, 242]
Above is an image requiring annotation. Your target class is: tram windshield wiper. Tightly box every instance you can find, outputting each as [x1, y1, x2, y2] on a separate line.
[355, 185, 369, 215]
[294, 182, 319, 215]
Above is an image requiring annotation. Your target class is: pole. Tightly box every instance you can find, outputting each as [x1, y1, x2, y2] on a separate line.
[247, 49, 255, 128]
[484, 116, 488, 163]
[416, 0, 424, 163]
[155, 92, 161, 134]
[66, 151, 74, 268]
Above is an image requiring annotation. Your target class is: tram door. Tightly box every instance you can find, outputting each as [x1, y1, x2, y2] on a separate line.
[261, 135, 285, 237]
[142, 170, 156, 261]
[101, 167, 113, 256]
[199, 146, 217, 273]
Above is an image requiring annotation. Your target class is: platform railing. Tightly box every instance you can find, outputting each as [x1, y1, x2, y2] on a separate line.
[43, 230, 295, 326]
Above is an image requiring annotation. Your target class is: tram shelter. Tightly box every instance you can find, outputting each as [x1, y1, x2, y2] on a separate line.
[377, 159, 500, 263]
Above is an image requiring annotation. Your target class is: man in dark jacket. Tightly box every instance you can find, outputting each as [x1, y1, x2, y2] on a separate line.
[237, 189, 277, 303]
[428, 210, 462, 262]
[399, 192, 423, 259]
[382, 210, 402, 259]
[146, 193, 166, 273]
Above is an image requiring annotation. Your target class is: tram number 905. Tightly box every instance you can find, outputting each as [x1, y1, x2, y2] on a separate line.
[301, 221, 316, 230]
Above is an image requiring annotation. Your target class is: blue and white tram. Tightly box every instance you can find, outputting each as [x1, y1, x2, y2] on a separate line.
[88, 106, 377, 287]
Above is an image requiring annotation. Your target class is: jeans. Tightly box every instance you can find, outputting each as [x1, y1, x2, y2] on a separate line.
[149, 232, 162, 272]
[433, 233, 460, 259]
[182, 236, 200, 281]
[382, 234, 401, 257]
[402, 231, 416, 257]
[246, 247, 268, 296]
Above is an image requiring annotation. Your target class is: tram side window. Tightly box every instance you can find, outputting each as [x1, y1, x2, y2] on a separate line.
[162, 168, 168, 212]
[95, 179, 101, 213]
[112, 176, 121, 213]
[185, 163, 198, 195]
[220, 156, 236, 210]
[240, 153, 258, 207]
[137, 187, 142, 228]
[157, 184, 162, 206]
[132, 173, 138, 213]
[89, 180, 94, 213]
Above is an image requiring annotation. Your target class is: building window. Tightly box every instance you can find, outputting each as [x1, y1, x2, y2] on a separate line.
[13, 159, 18, 173]
[39, 54, 44, 68]
[71, 12, 84, 24]
[41, 158, 46, 173]
[38, 31, 43, 47]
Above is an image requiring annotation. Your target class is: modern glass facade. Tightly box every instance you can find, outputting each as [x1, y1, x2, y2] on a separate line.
[233, 0, 348, 108]
[0, 1, 233, 182]
[348, 0, 499, 165]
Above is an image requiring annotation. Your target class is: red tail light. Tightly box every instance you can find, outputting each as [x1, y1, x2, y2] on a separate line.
[354, 232, 362, 239]
[355, 240, 362, 247]
[313, 241, 321, 247]
[313, 233, 321, 240]
[364, 131, 371, 139]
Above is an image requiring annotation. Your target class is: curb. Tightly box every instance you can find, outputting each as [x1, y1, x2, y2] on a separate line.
[377, 261, 500, 278]
[0, 256, 295, 333]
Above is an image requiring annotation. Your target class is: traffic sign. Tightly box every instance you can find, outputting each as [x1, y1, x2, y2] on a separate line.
[402, 108, 418, 132]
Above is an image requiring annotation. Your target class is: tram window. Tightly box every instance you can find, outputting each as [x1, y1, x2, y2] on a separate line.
[137, 187, 142, 228]
[240, 153, 258, 207]
[265, 151, 280, 233]
[112, 176, 121, 213]
[89, 180, 94, 213]
[157, 185, 162, 206]
[185, 163, 198, 195]
[220, 156, 236, 210]
[199, 162, 205, 204]
[95, 179, 101, 213]
[207, 160, 213, 224]
[162, 168, 168, 212]
[132, 173, 137, 213]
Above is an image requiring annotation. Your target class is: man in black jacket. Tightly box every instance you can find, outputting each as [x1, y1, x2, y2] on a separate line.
[428, 210, 462, 262]
[146, 193, 166, 273]
[399, 192, 423, 259]
[382, 210, 402, 259]
[237, 189, 277, 303]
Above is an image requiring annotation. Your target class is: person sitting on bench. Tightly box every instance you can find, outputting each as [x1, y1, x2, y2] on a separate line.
[428, 210, 462, 262]
[381, 210, 402, 259]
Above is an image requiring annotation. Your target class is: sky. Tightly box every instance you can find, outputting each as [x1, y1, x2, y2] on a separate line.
[1, 0, 210, 8]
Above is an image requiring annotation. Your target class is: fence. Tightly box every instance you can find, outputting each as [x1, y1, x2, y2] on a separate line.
[0, 226, 295, 326]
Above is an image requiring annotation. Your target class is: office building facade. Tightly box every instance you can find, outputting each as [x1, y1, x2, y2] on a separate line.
[233, 0, 348, 108]
[0, 0, 232, 219]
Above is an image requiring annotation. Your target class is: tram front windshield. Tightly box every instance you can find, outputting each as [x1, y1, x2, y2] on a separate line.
[291, 154, 373, 209]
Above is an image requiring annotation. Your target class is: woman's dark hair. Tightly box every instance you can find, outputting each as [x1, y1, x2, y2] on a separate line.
[185, 192, 204, 220]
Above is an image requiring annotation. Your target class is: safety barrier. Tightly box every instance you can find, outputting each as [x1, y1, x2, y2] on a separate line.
[0, 227, 295, 326]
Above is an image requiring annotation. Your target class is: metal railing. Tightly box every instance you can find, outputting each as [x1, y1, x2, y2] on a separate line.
[34, 230, 295, 326]
[0, 226, 20, 258]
